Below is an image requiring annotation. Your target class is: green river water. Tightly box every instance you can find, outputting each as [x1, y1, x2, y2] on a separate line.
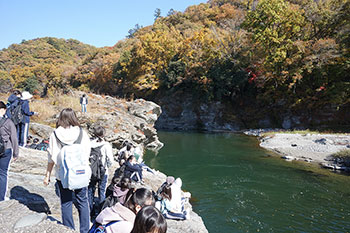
[144, 131, 350, 233]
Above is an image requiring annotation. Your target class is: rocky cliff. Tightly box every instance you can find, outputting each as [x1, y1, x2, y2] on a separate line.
[154, 94, 350, 131]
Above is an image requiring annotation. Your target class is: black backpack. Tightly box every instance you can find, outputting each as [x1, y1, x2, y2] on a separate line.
[8, 100, 24, 125]
[89, 145, 106, 181]
[0, 118, 8, 156]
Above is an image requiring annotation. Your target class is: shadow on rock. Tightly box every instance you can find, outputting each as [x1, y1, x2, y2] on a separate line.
[10, 186, 51, 214]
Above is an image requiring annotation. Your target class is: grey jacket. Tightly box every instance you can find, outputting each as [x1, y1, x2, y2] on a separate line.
[0, 117, 19, 158]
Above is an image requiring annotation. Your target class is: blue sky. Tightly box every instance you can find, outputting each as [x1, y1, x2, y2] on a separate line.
[0, 0, 207, 49]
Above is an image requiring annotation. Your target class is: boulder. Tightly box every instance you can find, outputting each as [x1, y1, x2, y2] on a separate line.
[29, 93, 164, 152]
[29, 123, 54, 140]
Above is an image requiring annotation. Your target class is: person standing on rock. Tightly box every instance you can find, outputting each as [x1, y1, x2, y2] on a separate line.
[0, 101, 19, 201]
[18, 91, 36, 147]
[43, 108, 91, 233]
[80, 94, 88, 113]
[88, 125, 114, 218]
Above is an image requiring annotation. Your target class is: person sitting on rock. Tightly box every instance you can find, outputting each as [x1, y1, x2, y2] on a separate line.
[93, 188, 154, 233]
[155, 177, 190, 220]
[131, 205, 167, 233]
[155, 176, 175, 201]
[101, 177, 133, 211]
[124, 155, 143, 184]
[28, 137, 40, 149]
[118, 142, 134, 162]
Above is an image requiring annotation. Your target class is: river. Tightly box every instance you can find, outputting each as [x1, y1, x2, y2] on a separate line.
[144, 131, 350, 233]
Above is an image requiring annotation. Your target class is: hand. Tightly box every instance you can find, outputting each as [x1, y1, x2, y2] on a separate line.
[43, 176, 50, 186]
[12, 157, 18, 162]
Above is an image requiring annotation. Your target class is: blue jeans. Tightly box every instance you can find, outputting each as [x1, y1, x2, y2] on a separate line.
[56, 180, 90, 233]
[81, 104, 87, 113]
[88, 174, 108, 215]
[0, 149, 12, 201]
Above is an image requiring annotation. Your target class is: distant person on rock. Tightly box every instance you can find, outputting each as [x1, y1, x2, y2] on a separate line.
[88, 125, 114, 219]
[80, 94, 88, 113]
[18, 91, 36, 147]
[0, 101, 19, 201]
[43, 108, 91, 233]
[131, 205, 167, 233]
[92, 188, 154, 233]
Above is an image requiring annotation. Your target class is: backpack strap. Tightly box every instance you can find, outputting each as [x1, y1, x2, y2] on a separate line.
[105, 220, 120, 228]
[54, 127, 83, 147]
[73, 127, 83, 144]
[0, 117, 6, 128]
[0, 118, 7, 128]
[89, 220, 120, 233]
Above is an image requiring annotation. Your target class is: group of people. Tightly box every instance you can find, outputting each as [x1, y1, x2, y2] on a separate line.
[6, 90, 36, 147]
[0, 92, 190, 233]
[42, 108, 169, 233]
[0, 90, 36, 201]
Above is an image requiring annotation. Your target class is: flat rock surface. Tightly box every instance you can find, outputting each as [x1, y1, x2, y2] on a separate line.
[259, 133, 350, 163]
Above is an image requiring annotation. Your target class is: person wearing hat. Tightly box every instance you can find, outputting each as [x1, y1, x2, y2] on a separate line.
[18, 91, 36, 147]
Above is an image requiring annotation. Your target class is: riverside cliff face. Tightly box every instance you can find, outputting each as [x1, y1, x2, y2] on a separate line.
[154, 94, 350, 131]
[1, 94, 208, 233]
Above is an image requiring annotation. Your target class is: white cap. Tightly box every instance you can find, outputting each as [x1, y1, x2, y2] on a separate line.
[21, 91, 33, 100]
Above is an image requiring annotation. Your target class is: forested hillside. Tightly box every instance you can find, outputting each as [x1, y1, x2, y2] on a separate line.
[1, 0, 349, 128]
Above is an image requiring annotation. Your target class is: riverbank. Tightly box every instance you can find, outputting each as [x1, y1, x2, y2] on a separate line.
[247, 130, 350, 169]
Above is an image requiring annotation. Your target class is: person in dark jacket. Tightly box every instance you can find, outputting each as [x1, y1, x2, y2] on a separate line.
[124, 155, 143, 183]
[18, 91, 36, 147]
[0, 101, 19, 201]
[6, 90, 22, 136]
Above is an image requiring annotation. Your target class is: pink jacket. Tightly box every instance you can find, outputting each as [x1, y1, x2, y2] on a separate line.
[113, 185, 129, 205]
[95, 203, 135, 233]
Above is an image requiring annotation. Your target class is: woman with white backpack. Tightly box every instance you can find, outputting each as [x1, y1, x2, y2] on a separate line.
[43, 108, 91, 233]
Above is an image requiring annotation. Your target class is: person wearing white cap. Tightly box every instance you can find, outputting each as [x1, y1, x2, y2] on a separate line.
[18, 91, 36, 147]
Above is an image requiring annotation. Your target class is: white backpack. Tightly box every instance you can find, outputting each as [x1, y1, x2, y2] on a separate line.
[55, 128, 91, 190]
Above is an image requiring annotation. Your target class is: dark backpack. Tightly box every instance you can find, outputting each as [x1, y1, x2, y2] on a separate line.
[88, 220, 120, 233]
[0, 118, 7, 155]
[8, 100, 24, 125]
[89, 145, 106, 181]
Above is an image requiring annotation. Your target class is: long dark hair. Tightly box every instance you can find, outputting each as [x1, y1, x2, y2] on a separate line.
[56, 108, 80, 128]
[0, 101, 7, 109]
[160, 184, 172, 200]
[125, 188, 154, 214]
[131, 205, 167, 233]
